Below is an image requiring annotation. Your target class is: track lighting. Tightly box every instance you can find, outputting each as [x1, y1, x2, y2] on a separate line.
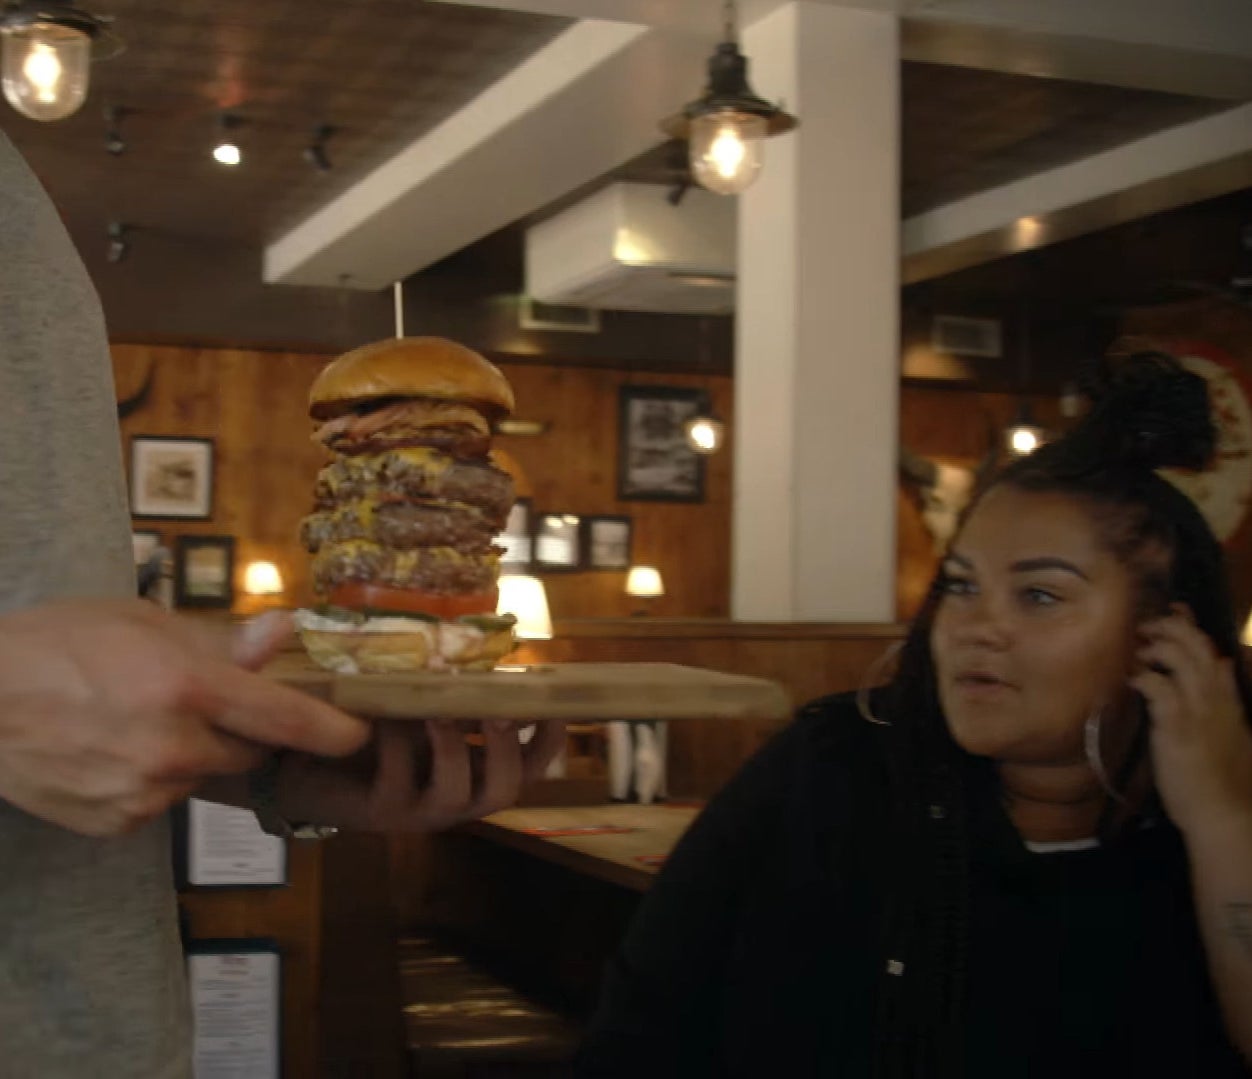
[303, 123, 334, 171]
[103, 102, 125, 154]
[213, 112, 242, 166]
[106, 219, 128, 263]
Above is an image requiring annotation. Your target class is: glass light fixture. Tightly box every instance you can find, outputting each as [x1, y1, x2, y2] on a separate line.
[243, 560, 284, 597]
[684, 414, 726, 454]
[660, 0, 796, 196]
[497, 574, 552, 641]
[0, 3, 106, 122]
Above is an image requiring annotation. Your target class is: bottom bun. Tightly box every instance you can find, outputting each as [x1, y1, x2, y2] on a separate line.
[294, 610, 516, 674]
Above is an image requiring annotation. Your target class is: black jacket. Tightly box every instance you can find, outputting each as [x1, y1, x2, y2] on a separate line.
[576, 692, 1247, 1077]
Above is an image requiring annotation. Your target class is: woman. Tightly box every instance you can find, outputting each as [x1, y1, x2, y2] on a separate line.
[576, 353, 1252, 1076]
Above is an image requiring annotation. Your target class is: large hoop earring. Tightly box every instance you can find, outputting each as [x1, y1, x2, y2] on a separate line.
[856, 640, 904, 727]
[1084, 709, 1126, 805]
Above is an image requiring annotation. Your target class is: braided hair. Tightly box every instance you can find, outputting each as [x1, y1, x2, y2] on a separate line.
[870, 352, 1252, 1076]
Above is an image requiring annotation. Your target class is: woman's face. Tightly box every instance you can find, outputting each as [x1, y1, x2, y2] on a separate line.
[930, 486, 1141, 764]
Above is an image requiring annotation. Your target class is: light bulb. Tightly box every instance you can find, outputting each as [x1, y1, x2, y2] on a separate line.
[213, 142, 241, 166]
[684, 416, 725, 454]
[2, 21, 91, 122]
[689, 110, 766, 195]
[1007, 425, 1042, 456]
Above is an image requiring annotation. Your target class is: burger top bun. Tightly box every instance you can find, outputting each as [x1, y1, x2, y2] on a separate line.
[309, 336, 515, 421]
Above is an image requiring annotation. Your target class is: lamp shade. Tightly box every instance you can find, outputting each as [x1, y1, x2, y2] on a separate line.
[625, 565, 665, 598]
[243, 560, 284, 596]
[1243, 610, 1252, 648]
[497, 574, 552, 641]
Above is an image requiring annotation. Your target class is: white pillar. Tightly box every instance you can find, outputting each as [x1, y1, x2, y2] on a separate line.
[732, 3, 900, 622]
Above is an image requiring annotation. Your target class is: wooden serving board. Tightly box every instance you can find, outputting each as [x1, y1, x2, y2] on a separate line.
[266, 655, 792, 723]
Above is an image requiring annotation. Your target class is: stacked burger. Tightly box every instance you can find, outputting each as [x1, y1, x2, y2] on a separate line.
[293, 337, 519, 673]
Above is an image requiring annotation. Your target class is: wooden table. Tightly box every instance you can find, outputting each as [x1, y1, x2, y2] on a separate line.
[462, 803, 702, 892]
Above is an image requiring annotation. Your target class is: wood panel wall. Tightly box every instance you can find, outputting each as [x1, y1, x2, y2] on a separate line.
[110, 345, 733, 619]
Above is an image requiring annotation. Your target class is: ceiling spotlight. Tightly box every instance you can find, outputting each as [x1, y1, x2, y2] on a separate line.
[106, 219, 128, 263]
[303, 123, 334, 172]
[660, 0, 797, 195]
[213, 112, 242, 166]
[0, 1, 115, 122]
[103, 102, 125, 154]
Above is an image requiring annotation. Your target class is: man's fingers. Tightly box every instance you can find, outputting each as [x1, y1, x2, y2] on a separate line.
[231, 611, 296, 671]
[193, 667, 370, 757]
[472, 721, 525, 817]
[522, 721, 567, 785]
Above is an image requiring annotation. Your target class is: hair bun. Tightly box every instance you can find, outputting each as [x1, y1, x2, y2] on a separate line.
[1082, 351, 1216, 472]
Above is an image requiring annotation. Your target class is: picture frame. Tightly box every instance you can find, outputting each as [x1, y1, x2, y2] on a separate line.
[583, 515, 633, 570]
[174, 534, 235, 609]
[499, 497, 533, 570]
[617, 386, 708, 502]
[533, 512, 583, 571]
[130, 436, 215, 520]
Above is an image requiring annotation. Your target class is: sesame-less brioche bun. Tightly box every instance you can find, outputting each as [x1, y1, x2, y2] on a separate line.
[309, 337, 515, 422]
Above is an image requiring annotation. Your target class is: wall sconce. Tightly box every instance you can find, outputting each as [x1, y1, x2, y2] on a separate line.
[625, 564, 664, 616]
[106, 219, 128, 263]
[243, 560, 284, 598]
[303, 123, 335, 172]
[1004, 409, 1047, 457]
[1242, 610, 1252, 648]
[0, 1, 113, 122]
[660, 0, 797, 195]
[684, 413, 725, 455]
[497, 573, 552, 641]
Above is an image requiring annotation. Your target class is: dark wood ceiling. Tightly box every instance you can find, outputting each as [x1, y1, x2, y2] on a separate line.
[0, 0, 570, 244]
[610, 62, 1229, 217]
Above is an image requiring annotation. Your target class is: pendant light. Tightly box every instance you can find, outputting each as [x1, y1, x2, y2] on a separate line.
[0, 2, 111, 122]
[660, 0, 797, 196]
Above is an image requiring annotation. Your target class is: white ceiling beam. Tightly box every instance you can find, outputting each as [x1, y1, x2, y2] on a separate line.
[265, 21, 712, 289]
[902, 102, 1252, 284]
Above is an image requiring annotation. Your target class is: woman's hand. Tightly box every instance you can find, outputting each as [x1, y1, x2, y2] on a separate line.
[1132, 605, 1252, 839]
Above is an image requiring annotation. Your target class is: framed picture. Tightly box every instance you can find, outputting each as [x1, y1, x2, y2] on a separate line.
[130, 436, 215, 520]
[533, 512, 583, 571]
[499, 497, 533, 569]
[584, 515, 633, 570]
[617, 386, 708, 502]
[174, 534, 235, 608]
[132, 529, 161, 566]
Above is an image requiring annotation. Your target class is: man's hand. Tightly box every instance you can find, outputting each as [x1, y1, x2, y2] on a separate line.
[0, 599, 369, 837]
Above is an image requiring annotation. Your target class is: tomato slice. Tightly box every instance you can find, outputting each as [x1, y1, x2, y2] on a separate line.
[327, 582, 498, 620]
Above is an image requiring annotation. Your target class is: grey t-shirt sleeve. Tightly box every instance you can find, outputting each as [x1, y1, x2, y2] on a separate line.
[0, 130, 192, 1079]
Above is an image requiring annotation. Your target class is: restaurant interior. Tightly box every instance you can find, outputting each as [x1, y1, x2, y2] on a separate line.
[2, 0, 1251, 1074]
